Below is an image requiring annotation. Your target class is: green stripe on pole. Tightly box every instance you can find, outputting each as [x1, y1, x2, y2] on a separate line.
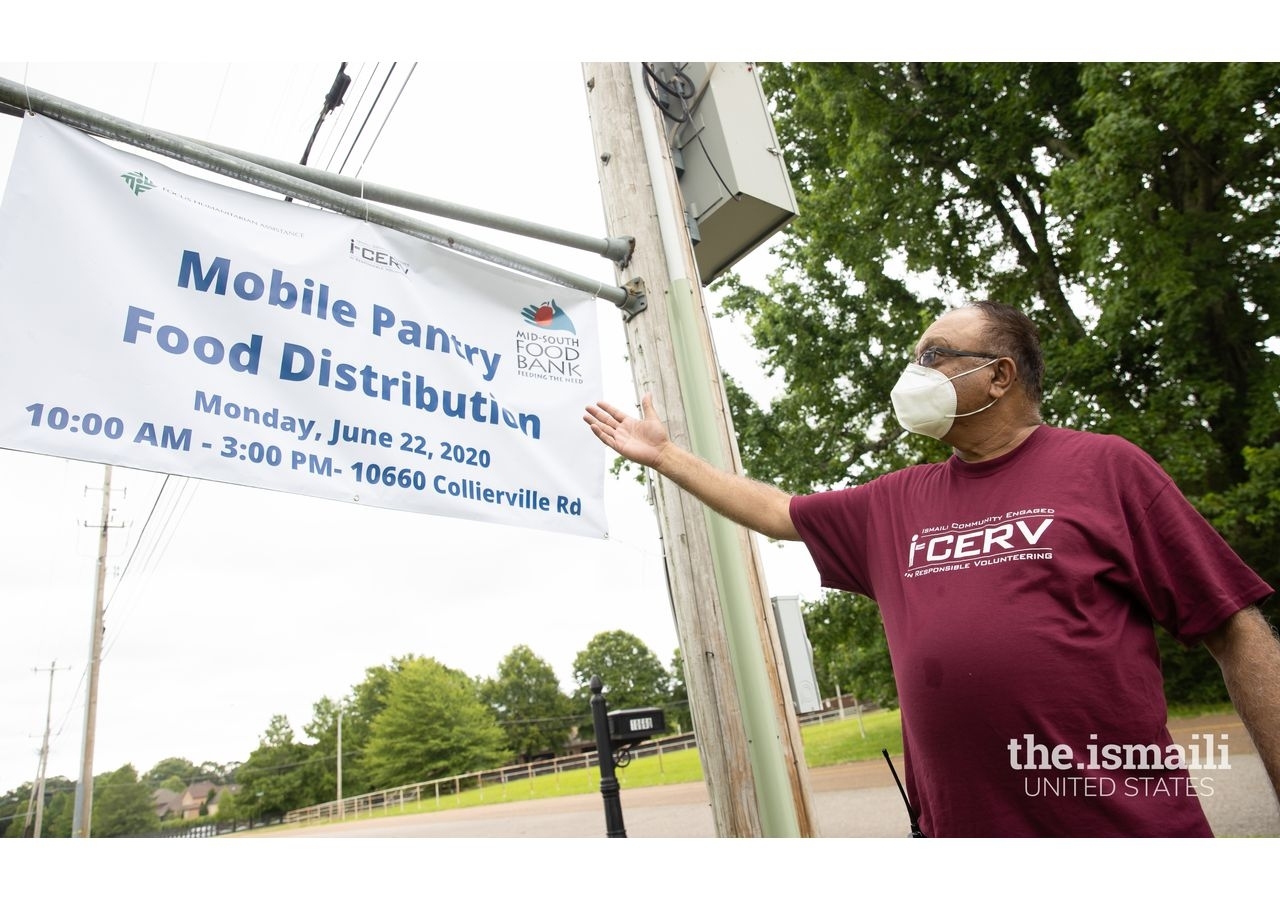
[665, 277, 801, 838]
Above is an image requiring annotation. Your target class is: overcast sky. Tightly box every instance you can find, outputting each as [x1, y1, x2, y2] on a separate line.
[0, 58, 832, 798]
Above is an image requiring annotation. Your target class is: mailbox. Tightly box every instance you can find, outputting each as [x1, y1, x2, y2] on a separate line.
[607, 707, 665, 744]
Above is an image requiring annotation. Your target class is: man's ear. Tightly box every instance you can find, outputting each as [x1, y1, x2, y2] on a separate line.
[990, 357, 1018, 397]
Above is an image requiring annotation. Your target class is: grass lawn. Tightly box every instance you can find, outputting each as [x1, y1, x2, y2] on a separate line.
[278, 710, 905, 828]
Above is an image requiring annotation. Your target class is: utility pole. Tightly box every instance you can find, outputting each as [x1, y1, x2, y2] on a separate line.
[26, 660, 68, 838]
[582, 63, 817, 837]
[72, 463, 112, 839]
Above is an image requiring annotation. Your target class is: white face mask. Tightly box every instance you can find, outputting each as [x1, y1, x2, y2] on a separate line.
[890, 358, 999, 439]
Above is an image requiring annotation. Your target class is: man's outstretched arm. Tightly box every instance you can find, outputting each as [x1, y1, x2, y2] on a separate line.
[1204, 603, 1280, 801]
[584, 394, 800, 541]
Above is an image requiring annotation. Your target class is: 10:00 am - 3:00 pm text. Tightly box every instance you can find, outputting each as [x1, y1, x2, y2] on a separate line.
[22, 401, 496, 484]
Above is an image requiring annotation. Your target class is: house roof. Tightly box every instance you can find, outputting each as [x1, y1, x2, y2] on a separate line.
[152, 788, 183, 817]
[183, 781, 218, 801]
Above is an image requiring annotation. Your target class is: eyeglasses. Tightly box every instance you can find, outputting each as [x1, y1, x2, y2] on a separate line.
[915, 346, 1000, 368]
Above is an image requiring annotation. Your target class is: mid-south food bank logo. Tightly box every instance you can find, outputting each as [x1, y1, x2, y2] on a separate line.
[515, 299, 583, 384]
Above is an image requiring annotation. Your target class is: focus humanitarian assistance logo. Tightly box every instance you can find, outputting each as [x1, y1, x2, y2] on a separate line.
[515, 299, 583, 384]
[121, 171, 155, 197]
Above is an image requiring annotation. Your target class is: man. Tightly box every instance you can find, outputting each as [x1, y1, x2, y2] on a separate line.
[584, 300, 1279, 837]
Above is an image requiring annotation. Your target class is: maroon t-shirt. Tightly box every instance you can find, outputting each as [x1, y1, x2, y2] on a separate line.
[790, 425, 1273, 837]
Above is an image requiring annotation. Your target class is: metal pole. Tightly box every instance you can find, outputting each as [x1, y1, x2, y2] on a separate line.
[0, 77, 640, 315]
[72, 464, 112, 838]
[196, 137, 635, 265]
[336, 707, 344, 818]
[590, 676, 626, 838]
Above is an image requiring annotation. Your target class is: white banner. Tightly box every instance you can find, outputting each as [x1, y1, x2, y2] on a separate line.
[0, 115, 607, 538]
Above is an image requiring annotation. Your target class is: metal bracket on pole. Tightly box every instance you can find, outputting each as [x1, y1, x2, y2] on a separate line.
[603, 235, 636, 267]
[619, 277, 647, 321]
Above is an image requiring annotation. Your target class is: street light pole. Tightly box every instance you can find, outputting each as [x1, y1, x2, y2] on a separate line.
[336, 706, 344, 818]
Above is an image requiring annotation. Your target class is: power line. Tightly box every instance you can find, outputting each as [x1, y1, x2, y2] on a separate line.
[337, 62, 398, 175]
[322, 62, 380, 173]
[351, 63, 416, 179]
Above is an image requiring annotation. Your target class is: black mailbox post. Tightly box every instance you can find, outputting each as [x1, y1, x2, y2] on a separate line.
[590, 678, 666, 838]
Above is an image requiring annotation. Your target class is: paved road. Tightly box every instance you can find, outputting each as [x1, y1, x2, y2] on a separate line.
[234, 714, 1278, 838]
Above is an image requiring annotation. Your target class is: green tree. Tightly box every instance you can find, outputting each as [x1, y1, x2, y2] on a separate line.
[300, 695, 351, 807]
[328, 655, 417, 797]
[802, 591, 897, 709]
[141, 756, 230, 791]
[720, 62, 1280, 705]
[1048, 63, 1280, 584]
[38, 785, 74, 838]
[362, 656, 508, 789]
[2, 776, 76, 838]
[0, 783, 33, 838]
[235, 714, 313, 821]
[157, 775, 187, 793]
[91, 764, 160, 837]
[479, 645, 573, 761]
[571, 630, 672, 733]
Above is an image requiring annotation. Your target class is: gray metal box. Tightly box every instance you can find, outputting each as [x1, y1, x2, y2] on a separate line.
[770, 594, 822, 713]
[660, 62, 798, 285]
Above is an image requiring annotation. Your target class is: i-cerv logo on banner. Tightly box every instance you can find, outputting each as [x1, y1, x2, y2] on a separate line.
[515, 299, 583, 384]
[348, 238, 410, 275]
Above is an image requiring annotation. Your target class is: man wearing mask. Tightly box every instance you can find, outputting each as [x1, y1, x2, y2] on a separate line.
[584, 300, 1279, 837]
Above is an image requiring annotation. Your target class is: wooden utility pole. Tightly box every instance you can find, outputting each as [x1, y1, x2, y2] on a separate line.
[27, 660, 67, 838]
[582, 62, 817, 837]
[72, 463, 112, 838]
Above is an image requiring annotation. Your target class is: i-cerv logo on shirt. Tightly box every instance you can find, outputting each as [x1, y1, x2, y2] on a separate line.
[904, 509, 1055, 577]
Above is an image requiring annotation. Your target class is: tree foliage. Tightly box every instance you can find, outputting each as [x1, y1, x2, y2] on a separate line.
[91, 764, 159, 837]
[479, 645, 573, 761]
[143, 756, 227, 788]
[571, 630, 672, 734]
[802, 591, 897, 708]
[720, 62, 1280, 706]
[361, 656, 508, 789]
[323, 656, 411, 797]
[232, 714, 313, 821]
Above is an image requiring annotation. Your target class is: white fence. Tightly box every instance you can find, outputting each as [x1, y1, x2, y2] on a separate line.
[284, 731, 700, 826]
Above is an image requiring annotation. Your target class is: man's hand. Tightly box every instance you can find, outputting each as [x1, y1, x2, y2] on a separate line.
[584, 394, 670, 471]
[584, 393, 800, 540]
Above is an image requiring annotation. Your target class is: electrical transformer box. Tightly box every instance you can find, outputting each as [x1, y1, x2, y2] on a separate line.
[771, 594, 822, 714]
[651, 62, 798, 286]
